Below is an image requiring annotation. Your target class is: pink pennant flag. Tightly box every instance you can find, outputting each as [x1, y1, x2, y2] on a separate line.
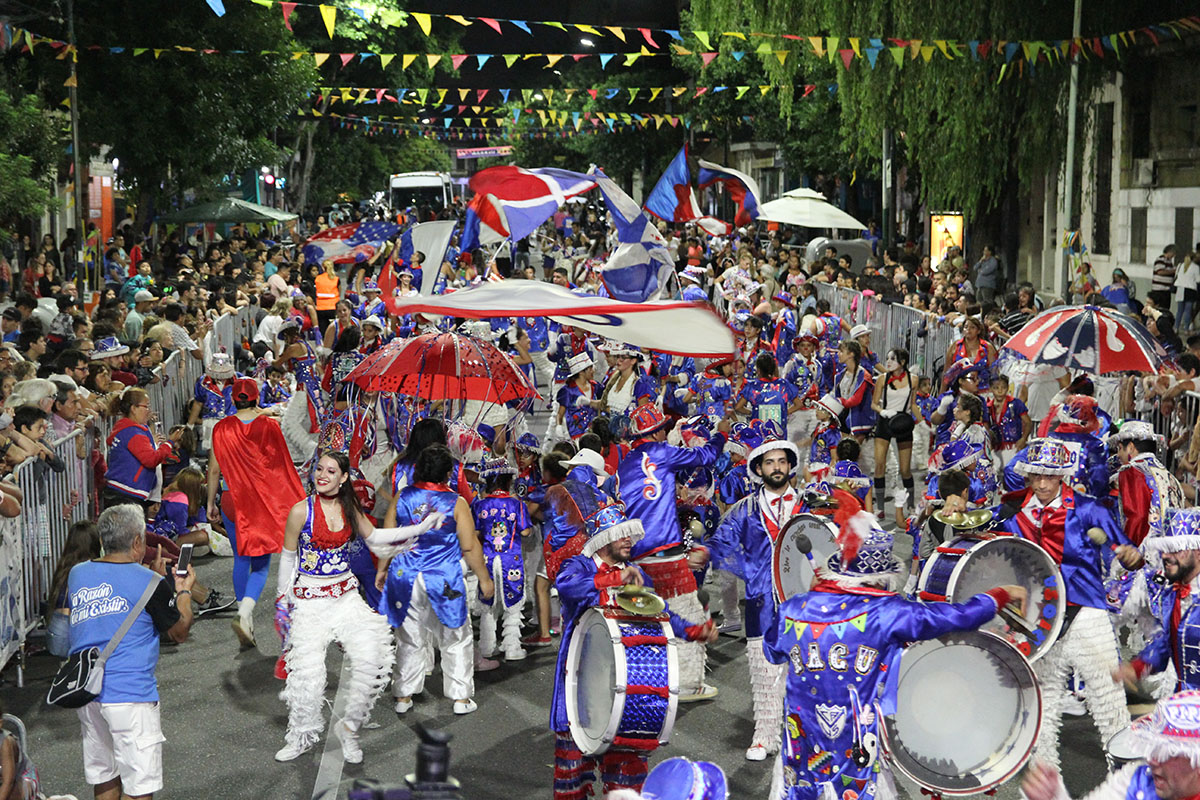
[339, 53, 354, 67]
[280, 2, 297, 32]
[478, 17, 502, 35]
[693, 86, 708, 97]
[802, 84, 815, 98]
[375, 89, 385, 102]
[477, 89, 489, 102]
[572, 54, 588, 61]
[839, 49, 854, 69]
[450, 54, 469, 70]
[458, 105, 467, 113]
[700, 51, 718, 67]
[639, 28, 658, 48]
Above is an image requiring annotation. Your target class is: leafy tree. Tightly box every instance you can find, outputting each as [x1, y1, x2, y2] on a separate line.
[0, 88, 66, 231]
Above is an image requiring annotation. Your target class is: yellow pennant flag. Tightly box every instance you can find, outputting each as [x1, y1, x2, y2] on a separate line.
[446, 15, 471, 26]
[673, 87, 687, 97]
[760, 85, 771, 96]
[63, 74, 77, 87]
[155, 49, 166, 59]
[504, 54, 519, 67]
[465, 118, 473, 127]
[934, 40, 953, 59]
[809, 37, 825, 57]
[723, 31, 746, 40]
[650, 87, 663, 101]
[379, 53, 395, 69]
[774, 51, 788, 65]
[693, 31, 711, 50]
[427, 54, 442, 69]
[545, 54, 564, 68]
[340, 88, 351, 101]
[826, 37, 839, 61]
[61, 97, 71, 108]
[605, 26, 626, 42]
[576, 24, 601, 36]
[402, 54, 417, 69]
[458, 88, 470, 101]
[628, 88, 638, 101]
[319, 5, 336, 38]
[544, 89, 555, 103]
[624, 52, 640, 66]
[564, 88, 577, 101]
[736, 86, 750, 99]
[314, 53, 330, 67]
[849, 37, 861, 57]
[919, 45, 935, 62]
[411, 13, 432, 36]
[436, 88, 448, 103]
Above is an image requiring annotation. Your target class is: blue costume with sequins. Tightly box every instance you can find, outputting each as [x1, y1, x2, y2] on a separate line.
[381, 485, 467, 628]
[471, 493, 531, 609]
[651, 352, 696, 418]
[809, 422, 842, 470]
[1133, 579, 1200, 692]
[688, 371, 734, 418]
[194, 376, 235, 421]
[739, 378, 800, 437]
[765, 583, 1003, 800]
[557, 380, 600, 439]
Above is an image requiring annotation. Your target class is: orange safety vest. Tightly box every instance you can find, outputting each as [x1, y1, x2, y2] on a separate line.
[314, 272, 339, 310]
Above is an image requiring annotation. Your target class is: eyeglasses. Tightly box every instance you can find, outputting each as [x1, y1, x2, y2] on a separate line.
[134, 403, 151, 409]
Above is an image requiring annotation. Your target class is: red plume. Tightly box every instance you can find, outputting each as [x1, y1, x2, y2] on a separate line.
[831, 488, 865, 564]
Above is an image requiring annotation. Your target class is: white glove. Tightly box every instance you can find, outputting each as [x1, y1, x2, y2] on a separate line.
[892, 489, 908, 509]
[937, 394, 955, 415]
[276, 547, 298, 599]
[365, 511, 444, 559]
[879, 409, 897, 419]
[903, 574, 918, 596]
[673, 386, 689, 401]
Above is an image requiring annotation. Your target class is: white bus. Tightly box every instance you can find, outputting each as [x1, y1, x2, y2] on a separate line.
[388, 171, 453, 218]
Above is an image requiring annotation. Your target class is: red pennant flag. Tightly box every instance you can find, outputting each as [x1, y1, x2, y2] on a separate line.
[450, 54, 469, 70]
[280, 2, 297, 31]
[339, 53, 354, 67]
[802, 84, 815, 98]
[700, 51, 718, 67]
[978, 40, 993, 59]
[639, 28, 658, 48]
[693, 87, 708, 98]
[587, 89, 598, 99]
[839, 49, 854, 69]
[478, 17, 502, 34]
[458, 105, 467, 113]
[477, 89, 489, 102]
[809, 622, 829, 639]
[375, 88, 385, 102]
[572, 54, 588, 61]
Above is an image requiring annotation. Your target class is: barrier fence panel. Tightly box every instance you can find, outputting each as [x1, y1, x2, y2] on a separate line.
[0, 513, 21, 682]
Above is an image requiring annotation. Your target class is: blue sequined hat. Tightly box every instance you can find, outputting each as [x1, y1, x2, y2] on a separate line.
[825, 491, 901, 578]
[363, 279, 381, 293]
[1146, 508, 1200, 555]
[1014, 438, 1079, 477]
[581, 503, 645, 558]
[832, 460, 871, 488]
[478, 456, 515, 478]
[642, 757, 728, 800]
[514, 432, 541, 452]
[929, 439, 983, 475]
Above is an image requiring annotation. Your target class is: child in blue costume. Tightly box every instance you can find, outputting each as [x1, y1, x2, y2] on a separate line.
[550, 503, 717, 800]
[471, 458, 533, 662]
[765, 491, 1025, 800]
[381, 444, 495, 716]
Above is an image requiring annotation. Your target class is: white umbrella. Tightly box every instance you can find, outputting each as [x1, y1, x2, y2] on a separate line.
[757, 193, 867, 230]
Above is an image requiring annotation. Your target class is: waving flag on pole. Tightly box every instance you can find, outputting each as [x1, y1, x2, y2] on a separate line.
[459, 195, 507, 253]
[697, 159, 763, 226]
[467, 166, 596, 244]
[302, 220, 400, 264]
[589, 167, 675, 303]
[644, 145, 703, 224]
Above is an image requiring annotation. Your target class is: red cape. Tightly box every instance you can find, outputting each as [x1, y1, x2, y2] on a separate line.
[213, 415, 305, 557]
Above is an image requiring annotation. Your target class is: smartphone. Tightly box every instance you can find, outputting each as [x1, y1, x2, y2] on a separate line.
[175, 543, 194, 577]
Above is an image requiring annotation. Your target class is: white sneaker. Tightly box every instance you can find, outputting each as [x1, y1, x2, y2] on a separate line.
[717, 620, 742, 634]
[336, 722, 362, 764]
[1061, 693, 1087, 717]
[504, 647, 528, 661]
[232, 617, 256, 649]
[393, 697, 413, 714]
[453, 699, 478, 715]
[274, 740, 312, 762]
[678, 683, 719, 703]
[745, 743, 768, 761]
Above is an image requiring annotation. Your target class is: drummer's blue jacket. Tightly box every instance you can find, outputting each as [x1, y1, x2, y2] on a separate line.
[993, 485, 1123, 611]
[1133, 578, 1200, 692]
[764, 583, 1002, 800]
[550, 554, 690, 733]
[617, 435, 726, 559]
[708, 491, 776, 629]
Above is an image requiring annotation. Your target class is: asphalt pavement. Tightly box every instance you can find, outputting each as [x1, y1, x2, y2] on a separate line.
[4, 550, 1117, 800]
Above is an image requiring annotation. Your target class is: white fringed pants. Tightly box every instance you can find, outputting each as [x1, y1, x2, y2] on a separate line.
[282, 590, 395, 749]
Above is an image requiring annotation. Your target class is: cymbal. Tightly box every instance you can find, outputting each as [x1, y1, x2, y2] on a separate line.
[614, 585, 666, 616]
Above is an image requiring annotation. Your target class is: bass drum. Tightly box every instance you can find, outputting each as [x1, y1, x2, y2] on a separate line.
[880, 630, 1042, 796]
[771, 513, 839, 603]
[918, 535, 1065, 662]
[564, 607, 679, 756]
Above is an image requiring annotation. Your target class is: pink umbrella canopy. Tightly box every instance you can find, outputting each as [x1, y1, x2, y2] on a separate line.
[343, 332, 539, 403]
[1001, 305, 1171, 374]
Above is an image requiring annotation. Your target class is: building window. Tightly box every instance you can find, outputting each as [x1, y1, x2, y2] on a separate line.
[1092, 103, 1114, 255]
[1176, 208, 1194, 255]
[1130, 90, 1152, 160]
[1130, 207, 1148, 263]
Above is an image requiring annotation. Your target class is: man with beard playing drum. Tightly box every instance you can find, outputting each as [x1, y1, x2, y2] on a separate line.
[765, 490, 1027, 800]
[702, 433, 803, 763]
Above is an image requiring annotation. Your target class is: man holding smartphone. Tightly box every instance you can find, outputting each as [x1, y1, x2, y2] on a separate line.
[68, 504, 195, 800]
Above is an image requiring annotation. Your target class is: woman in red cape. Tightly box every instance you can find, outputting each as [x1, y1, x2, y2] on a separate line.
[207, 377, 305, 647]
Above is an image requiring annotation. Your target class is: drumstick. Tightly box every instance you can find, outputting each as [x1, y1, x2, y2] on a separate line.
[1086, 527, 1116, 551]
[996, 604, 1035, 636]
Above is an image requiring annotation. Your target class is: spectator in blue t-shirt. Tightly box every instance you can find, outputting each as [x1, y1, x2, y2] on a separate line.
[68, 504, 194, 800]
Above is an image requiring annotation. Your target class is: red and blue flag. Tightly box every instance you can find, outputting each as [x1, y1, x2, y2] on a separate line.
[302, 220, 400, 265]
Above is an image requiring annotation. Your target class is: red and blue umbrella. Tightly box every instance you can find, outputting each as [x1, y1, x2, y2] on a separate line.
[1002, 305, 1170, 374]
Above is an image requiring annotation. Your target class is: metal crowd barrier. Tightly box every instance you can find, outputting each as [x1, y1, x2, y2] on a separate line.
[0, 309, 216, 679]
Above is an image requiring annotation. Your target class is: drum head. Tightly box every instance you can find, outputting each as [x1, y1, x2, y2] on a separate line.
[881, 630, 1042, 795]
[935, 536, 1065, 662]
[565, 609, 623, 755]
[1105, 727, 1143, 769]
[772, 514, 839, 603]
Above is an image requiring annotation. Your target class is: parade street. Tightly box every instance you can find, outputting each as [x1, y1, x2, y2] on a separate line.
[4, 552, 1117, 800]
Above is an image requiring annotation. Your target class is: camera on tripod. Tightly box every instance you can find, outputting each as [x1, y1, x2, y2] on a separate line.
[347, 723, 461, 800]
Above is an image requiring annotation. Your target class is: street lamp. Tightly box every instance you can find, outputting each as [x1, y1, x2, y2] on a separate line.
[580, 37, 594, 47]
